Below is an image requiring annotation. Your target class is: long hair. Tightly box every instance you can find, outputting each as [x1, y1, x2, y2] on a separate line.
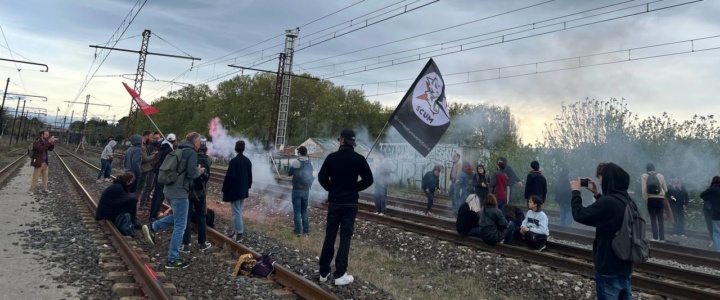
[466, 194, 481, 212]
[483, 194, 498, 208]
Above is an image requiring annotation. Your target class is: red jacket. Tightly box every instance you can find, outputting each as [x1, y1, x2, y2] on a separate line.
[31, 138, 54, 167]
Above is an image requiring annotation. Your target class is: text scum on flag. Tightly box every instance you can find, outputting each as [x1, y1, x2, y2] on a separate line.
[389, 58, 450, 157]
[122, 82, 159, 115]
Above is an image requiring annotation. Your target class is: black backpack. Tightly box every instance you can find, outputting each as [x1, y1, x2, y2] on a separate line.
[295, 159, 314, 189]
[206, 208, 215, 228]
[646, 172, 661, 194]
[610, 194, 649, 262]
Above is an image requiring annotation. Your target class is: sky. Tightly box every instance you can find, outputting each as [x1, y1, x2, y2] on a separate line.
[1, 0, 719, 143]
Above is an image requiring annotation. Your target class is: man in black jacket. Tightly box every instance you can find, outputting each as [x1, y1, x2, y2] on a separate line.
[524, 160, 547, 201]
[571, 162, 634, 299]
[317, 129, 373, 286]
[181, 136, 212, 252]
[422, 165, 442, 215]
[149, 133, 177, 222]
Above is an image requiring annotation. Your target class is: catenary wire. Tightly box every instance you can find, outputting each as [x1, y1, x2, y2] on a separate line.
[320, 0, 703, 79]
[0, 24, 27, 92]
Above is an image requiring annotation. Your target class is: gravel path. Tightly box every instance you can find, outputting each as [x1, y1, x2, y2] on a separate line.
[62, 155, 289, 300]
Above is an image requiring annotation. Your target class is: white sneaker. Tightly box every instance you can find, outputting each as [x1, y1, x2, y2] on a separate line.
[379, 213, 385, 217]
[672, 234, 678, 238]
[42, 190, 52, 194]
[680, 235, 686, 238]
[334, 273, 354, 286]
[27, 191, 35, 195]
[651, 238, 658, 242]
[319, 274, 328, 283]
[199, 242, 212, 252]
[104, 178, 112, 182]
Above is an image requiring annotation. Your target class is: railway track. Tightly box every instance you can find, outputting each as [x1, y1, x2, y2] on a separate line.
[0, 147, 26, 182]
[51, 150, 179, 299]
[61, 148, 339, 300]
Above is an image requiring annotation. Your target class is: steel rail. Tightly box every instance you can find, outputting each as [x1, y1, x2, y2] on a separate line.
[52, 150, 174, 300]
[61, 148, 339, 300]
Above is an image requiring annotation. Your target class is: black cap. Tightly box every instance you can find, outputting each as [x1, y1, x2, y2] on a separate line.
[340, 129, 356, 146]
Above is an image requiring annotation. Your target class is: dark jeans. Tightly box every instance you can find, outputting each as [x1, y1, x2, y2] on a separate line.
[595, 273, 632, 300]
[319, 204, 358, 278]
[127, 171, 140, 193]
[183, 196, 207, 245]
[292, 190, 310, 234]
[140, 171, 156, 205]
[559, 202, 573, 226]
[135, 171, 146, 196]
[98, 159, 112, 179]
[104, 198, 138, 224]
[459, 227, 482, 238]
[647, 198, 664, 240]
[424, 188, 435, 212]
[504, 221, 519, 244]
[498, 200, 507, 212]
[670, 204, 685, 235]
[704, 208, 714, 240]
[149, 173, 165, 219]
[374, 186, 387, 214]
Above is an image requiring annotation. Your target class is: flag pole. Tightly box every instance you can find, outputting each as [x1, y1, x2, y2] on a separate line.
[144, 113, 165, 140]
[366, 120, 390, 159]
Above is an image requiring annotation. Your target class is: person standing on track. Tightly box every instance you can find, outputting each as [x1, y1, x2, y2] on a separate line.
[571, 162, 635, 299]
[524, 160, 547, 202]
[473, 164, 489, 205]
[142, 132, 205, 269]
[490, 159, 510, 211]
[316, 129, 373, 286]
[288, 146, 313, 237]
[123, 134, 142, 194]
[28, 130, 55, 195]
[138, 130, 157, 209]
[422, 165, 442, 215]
[222, 140, 253, 241]
[699, 176, 720, 252]
[96, 139, 117, 183]
[666, 176, 689, 238]
[181, 136, 212, 253]
[642, 162, 668, 242]
[149, 134, 177, 222]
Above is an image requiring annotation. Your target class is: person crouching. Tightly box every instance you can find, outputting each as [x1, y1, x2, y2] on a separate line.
[478, 194, 509, 245]
[95, 172, 141, 230]
[456, 194, 482, 237]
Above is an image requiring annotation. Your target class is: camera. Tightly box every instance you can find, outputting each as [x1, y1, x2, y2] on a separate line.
[580, 178, 589, 187]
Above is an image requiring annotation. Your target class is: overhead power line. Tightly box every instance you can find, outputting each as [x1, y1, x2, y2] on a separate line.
[195, 0, 371, 69]
[297, 0, 558, 66]
[0, 24, 27, 92]
[320, 0, 703, 80]
[351, 34, 720, 97]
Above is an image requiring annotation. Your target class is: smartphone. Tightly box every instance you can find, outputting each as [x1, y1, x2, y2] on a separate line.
[580, 178, 589, 187]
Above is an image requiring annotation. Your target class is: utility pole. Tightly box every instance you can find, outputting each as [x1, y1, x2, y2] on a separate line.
[65, 95, 111, 152]
[53, 107, 60, 132]
[67, 110, 74, 144]
[89, 29, 201, 138]
[274, 28, 299, 150]
[0, 78, 8, 131]
[9, 99, 22, 145]
[13, 100, 25, 145]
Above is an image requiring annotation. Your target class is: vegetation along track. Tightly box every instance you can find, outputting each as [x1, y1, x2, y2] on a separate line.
[61, 148, 339, 300]
[51, 150, 178, 299]
[0, 148, 27, 183]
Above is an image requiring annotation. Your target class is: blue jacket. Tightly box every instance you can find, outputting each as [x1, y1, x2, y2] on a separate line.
[123, 134, 142, 174]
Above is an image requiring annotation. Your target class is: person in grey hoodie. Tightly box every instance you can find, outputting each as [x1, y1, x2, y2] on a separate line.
[97, 139, 117, 183]
[142, 132, 205, 269]
[123, 134, 143, 193]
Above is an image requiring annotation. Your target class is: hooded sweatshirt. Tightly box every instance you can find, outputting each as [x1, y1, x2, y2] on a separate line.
[163, 140, 201, 200]
[641, 171, 667, 200]
[95, 180, 135, 221]
[123, 135, 142, 174]
[524, 171, 547, 201]
[317, 145, 374, 205]
[101, 140, 116, 160]
[522, 210, 549, 235]
[478, 206, 508, 244]
[571, 163, 633, 276]
[700, 183, 720, 220]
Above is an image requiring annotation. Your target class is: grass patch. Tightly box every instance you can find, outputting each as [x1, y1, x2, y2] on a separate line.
[245, 214, 511, 300]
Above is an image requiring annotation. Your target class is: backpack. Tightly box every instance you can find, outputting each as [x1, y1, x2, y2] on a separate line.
[233, 253, 256, 276]
[295, 159, 314, 189]
[610, 194, 649, 262]
[251, 254, 276, 278]
[113, 213, 135, 237]
[157, 148, 186, 185]
[646, 172, 661, 194]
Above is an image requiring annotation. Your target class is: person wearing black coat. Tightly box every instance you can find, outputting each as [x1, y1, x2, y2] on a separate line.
[182, 139, 212, 252]
[317, 129, 373, 285]
[473, 164, 489, 204]
[95, 172, 140, 229]
[699, 176, 720, 252]
[571, 163, 634, 298]
[456, 195, 481, 237]
[222, 140, 253, 241]
[524, 161, 547, 201]
[479, 195, 508, 245]
[666, 177, 689, 237]
[422, 165, 442, 215]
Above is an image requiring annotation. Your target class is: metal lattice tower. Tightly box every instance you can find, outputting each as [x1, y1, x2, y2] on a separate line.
[274, 28, 299, 150]
[124, 29, 151, 138]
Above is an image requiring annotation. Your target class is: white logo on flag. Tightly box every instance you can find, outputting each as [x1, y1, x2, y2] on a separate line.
[411, 72, 449, 126]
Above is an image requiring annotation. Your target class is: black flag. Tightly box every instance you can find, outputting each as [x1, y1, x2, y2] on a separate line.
[389, 59, 450, 157]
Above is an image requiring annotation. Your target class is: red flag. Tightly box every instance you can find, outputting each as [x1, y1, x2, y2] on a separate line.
[122, 82, 159, 115]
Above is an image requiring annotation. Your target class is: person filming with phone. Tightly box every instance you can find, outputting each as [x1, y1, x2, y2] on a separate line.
[28, 130, 55, 195]
[570, 162, 637, 299]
